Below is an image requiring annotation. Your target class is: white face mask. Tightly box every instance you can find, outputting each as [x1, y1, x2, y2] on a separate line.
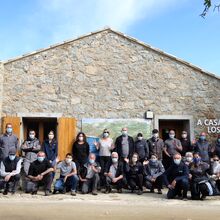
[48, 134, 54, 140]
[29, 134, 35, 139]
[186, 157, 193, 162]
[103, 132, 109, 138]
[174, 159, 181, 165]
[112, 158, 118, 163]
[132, 157, 138, 163]
[78, 136, 84, 141]
[182, 134, 187, 139]
[169, 134, 175, 139]
[153, 133, 159, 138]
[137, 136, 143, 141]
[65, 158, 72, 164]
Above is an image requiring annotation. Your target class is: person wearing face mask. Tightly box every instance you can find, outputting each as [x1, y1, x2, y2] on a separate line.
[42, 131, 58, 169]
[0, 123, 19, 162]
[104, 152, 126, 193]
[210, 155, 220, 192]
[54, 153, 79, 196]
[143, 154, 165, 194]
[148, 129, 165, 161]
[134, 133, 149, 163]
[189, 152, 214, 200]
[180, 131, 193, 156]
[163, 153, 189, 200]
[79, 153, 101, 195]
[183, 152, 193, 167]
[72, 132, 90, 169]
[194, 132, 213, 163]
[94, 129, 115, 188]
[0, 148, 22, 195]
[26, 151, 54, 196]
[21, 130, 41, 176]
[164, 130, 182, 169]
[115, 127, 134, 161]
[213, 134, 220, 158]
[124, 153, 143, 195]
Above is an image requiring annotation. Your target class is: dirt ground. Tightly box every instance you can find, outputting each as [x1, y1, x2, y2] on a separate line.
[0, 190, 220, 220]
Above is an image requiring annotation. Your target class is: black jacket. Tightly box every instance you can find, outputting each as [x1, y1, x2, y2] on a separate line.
[114, 135, 134, 159]
[105, 161, 125, 178]
[163, 161, 189, 186]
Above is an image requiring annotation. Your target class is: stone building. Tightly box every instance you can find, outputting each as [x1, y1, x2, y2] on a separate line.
[0, 28, 219, 159]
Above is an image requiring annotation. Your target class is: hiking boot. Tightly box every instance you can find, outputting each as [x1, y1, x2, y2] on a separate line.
[3, 190, 8, 195]
[137, 190, 143, 195]
[45, 190, 51, 196]
[71, 191, 76, 196]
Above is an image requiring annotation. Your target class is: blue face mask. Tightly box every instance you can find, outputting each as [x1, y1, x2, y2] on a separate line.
[37, 157, 45, 162]
[9, 155, 16, 161]
[193, 158, 201, 164]
[200, 136, 206, 141]
[6, 128, 13, 133]
[89, 159, 95, 164]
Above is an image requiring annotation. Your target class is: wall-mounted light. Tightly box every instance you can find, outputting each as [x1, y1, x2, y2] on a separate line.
[145, 110, 154, 119]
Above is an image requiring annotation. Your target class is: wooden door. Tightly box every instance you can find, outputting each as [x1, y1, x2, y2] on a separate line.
[57, 117, 77, 160]
[1, 116, 21, 138]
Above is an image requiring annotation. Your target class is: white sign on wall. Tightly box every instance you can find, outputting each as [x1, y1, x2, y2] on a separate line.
[197, 119, 220, 133]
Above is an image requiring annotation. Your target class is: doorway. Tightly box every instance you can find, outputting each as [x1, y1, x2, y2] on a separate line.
[159, 119, 190, 141]
[22, 117, 57, 144]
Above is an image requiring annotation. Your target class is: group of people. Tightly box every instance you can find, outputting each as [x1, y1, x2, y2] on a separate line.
[0, 123, 220, 201]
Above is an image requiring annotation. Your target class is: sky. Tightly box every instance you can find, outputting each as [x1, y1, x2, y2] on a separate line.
[0, 0, 219, 76]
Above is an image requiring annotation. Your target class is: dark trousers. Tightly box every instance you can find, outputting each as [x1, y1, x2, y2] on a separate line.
[145, 175, 163, 190]
[63, 175, 79, 191]
[82, 174, 100, 193]
[106, 176, 126, 190]
[4, 174, 20, 192]
[26, 173, 53, 193]
[128, 174, 143, 190]
[99, 156, 111, 186]
[191, 182, 209, 200]
[167, 178, 189, 199]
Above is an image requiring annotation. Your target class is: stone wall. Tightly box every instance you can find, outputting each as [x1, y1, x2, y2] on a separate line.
[0, 62, 4, 130]
[2, 30, 220, 139]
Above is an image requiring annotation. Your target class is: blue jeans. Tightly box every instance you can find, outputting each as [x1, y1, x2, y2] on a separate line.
[55, 175, 79, 192]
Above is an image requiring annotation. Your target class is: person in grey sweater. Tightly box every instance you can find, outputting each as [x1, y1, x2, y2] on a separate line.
[21, 130, 41, 175]
[143, 154, 165, 194]
[0, 123, 19, 161]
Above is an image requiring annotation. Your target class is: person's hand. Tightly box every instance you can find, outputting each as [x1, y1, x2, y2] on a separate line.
[94, 141, 98, 146]
[168, 184, 174, 190]
[112, 178, 118, 183]
[64, 176, 68, 183]
[108, 172, 113, 178]
[143, 160, 149, 166]
[189, 174, 192, 180]
[192, 139, 196, 145]
[171, 180, 176, 188]
[4, 174, 11, 182]
[91, 165, 97, 172]
[151, 177, 156, 182]
[56, 157, 60, 163]
[81, 178, 87, 182]
[124, 158, 129, 163]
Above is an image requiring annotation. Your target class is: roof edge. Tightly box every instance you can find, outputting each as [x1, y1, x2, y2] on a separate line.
[2, 26, 220, 81]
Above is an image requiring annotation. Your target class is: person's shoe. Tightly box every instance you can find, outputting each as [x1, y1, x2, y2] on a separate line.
[137, 190, 143, 195]
[71, 191, 76, 196]
[150, 189, 155, 193]
[117, 189, 122, 193]
[182, 197, 188, 201]
[3, 190, 8, 195]
[200, 195, 206, 201]
[45, 190, 51, 196]
[92, 190, 98, 195]
[158, 189, 162, 194]
[61, 189, 66, 194]
[53, 190, 57, 194]
[31, 191, 37, 195]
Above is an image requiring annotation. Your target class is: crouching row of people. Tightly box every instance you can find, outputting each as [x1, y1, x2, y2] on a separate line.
[1, 150, 220, 200]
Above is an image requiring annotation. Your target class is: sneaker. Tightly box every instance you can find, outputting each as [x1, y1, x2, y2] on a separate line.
[45, 190, 51, 196]
[137, 190, 143, 195]
[92, 190, 98, 195]
[71, 191, 76, 196]
[158, 189, 162, 194]
[31, 191, 37, 195]
[150, 189, 155, 193]
[3, 190, 8, 195]
[53, 190, 57, 194]
[182, 197, 188, 201]
[117, 189, 122, 193]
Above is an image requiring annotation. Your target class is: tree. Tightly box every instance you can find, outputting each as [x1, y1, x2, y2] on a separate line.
[201, 0, 220, 17]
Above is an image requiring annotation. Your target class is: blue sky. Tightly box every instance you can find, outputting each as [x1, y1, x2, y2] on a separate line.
[0, 0, 219, 76]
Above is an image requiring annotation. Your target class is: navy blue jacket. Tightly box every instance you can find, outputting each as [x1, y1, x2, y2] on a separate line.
[163, 161, 189, 186]
[42, 139, 58, 162]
